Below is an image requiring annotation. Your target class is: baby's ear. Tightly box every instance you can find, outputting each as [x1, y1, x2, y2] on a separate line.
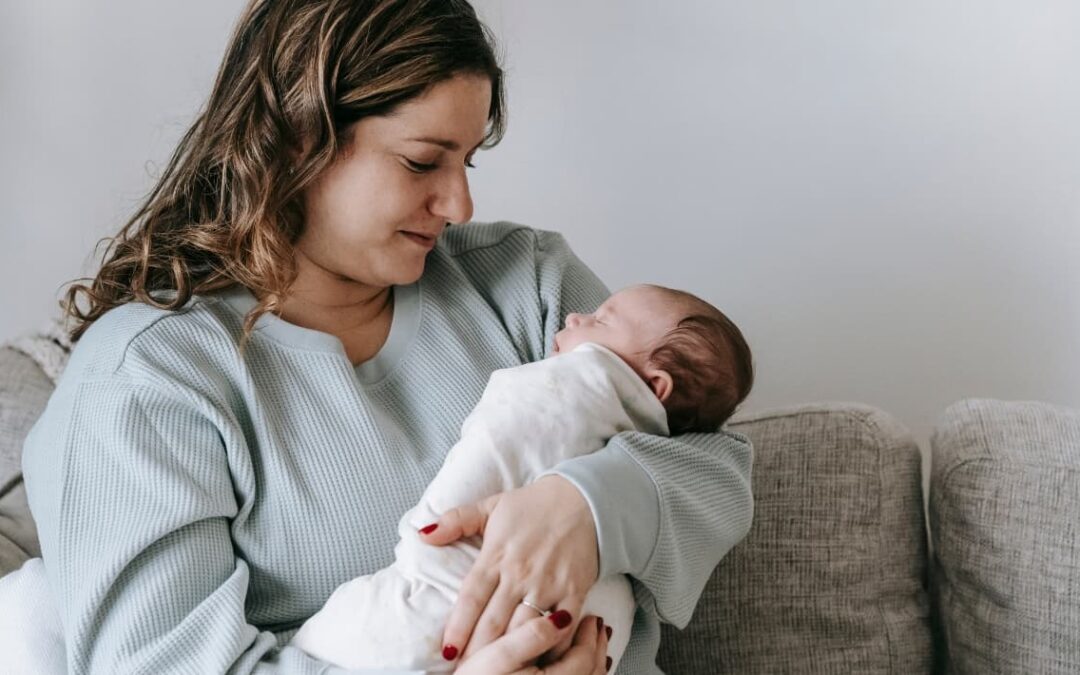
[645, 367, 674, 403]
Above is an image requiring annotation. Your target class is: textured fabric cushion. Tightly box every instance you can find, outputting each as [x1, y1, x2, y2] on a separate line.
[930, 399, 1080, 674]
[0, 347, 53, 575]
[657, 403, 932, 674]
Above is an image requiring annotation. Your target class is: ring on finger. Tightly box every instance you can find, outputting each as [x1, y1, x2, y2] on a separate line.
[520, 598, 552, 617]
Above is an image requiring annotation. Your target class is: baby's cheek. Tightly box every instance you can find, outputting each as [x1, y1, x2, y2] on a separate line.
[559, 333, 586, 353]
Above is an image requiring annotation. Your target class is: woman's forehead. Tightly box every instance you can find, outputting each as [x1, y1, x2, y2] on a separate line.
[380, 76, 491, 145]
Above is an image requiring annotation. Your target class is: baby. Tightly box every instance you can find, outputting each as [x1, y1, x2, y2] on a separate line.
[290, 284, 754, 671]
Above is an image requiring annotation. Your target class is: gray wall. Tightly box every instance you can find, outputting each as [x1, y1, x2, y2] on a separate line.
[2, 1, 1078, 449]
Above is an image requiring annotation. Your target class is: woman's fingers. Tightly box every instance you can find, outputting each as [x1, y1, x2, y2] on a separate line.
[537, 596, 587, 665]
[507, 598, 550, 640]
[423, 480, 599, 666]
[454, 612, 575, 675]
[462, 582, 524, 659]
[594, 617, 611, 674]
[419, 497, 495, 546]
[542, 613, 609, 675]
[419, 495, 501, 661]
[441, 562, 499, 661]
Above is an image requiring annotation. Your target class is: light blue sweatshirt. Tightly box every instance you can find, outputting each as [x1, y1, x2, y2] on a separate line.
[23, 223, 753, 674]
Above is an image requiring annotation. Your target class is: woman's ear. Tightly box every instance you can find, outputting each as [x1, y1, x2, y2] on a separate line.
[645, 367, 674, 403]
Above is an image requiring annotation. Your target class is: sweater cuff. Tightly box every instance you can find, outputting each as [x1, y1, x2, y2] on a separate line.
[540, 441, 661, 579]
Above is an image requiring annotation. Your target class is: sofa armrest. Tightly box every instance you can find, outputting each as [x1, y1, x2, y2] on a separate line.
[931, 398, 1080, 674]
[0, 346, 54, 575]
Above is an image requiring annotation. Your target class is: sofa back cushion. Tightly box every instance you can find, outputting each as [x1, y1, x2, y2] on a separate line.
[930, 399, 1080, 674]
[657, 403, 932, 674]
[0, 347, 53, 574]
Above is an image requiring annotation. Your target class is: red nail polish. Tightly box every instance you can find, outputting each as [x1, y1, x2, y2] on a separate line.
[548, 609, 572, 629]
[606, 624, 612, 640]
[419, 523, 438, 535]
[606, 655, 613, 671]
[596, 616, 603, 631]
[442, 644, 458, 660]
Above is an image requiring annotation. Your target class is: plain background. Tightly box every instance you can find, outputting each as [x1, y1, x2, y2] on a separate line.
[1, 0, 1078, 454]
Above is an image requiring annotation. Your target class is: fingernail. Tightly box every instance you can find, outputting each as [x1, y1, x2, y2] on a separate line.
[419, 523, 438, 535]
[442, 644, 458, 660]
[548, 609, 572, 629]
[596, 616, 604, 631]
[606, 624, 612, 639]
[606, 655, 613, 671]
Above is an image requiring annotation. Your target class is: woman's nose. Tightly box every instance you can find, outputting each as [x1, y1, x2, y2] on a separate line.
[430, 168, 474, 225]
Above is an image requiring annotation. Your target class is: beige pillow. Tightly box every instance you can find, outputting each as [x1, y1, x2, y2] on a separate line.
[658, 403, 932, 674]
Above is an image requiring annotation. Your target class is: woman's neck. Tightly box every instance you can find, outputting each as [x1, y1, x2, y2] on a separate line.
[276, 252, 395, 364]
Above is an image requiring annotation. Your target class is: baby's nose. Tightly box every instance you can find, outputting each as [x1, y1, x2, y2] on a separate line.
[566, 313, 583, 328]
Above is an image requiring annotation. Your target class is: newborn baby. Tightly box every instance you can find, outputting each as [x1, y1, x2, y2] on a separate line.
[291, 284, 754, 672]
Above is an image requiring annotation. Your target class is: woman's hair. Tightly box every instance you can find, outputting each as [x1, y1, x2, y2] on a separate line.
[646, 287, 754, 434]
[63, 0, 504, 342]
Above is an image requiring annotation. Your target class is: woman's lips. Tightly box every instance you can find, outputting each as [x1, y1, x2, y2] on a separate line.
[401, 231, 437, 249]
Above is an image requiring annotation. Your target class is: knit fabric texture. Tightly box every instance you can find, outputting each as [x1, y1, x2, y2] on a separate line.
[21, 222, 754, 674]
[0, 348, 51, 571]
[657, 403, 932, 674]
[931, 398, 1080, 674]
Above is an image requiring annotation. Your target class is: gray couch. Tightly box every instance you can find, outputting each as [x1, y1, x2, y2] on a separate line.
[2, 345, 1078, 673]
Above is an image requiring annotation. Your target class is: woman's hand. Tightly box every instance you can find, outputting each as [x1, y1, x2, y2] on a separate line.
[455, 611, 610, 675]
[419, 475, 600, 662]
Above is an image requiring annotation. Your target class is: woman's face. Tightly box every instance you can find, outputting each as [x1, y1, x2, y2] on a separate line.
[296, 74, 492, 290]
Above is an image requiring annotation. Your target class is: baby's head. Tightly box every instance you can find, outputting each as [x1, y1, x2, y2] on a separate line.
[553, 284, 754, 433]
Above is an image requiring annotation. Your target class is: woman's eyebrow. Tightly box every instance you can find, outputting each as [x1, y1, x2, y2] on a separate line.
[406, 137, 484, 153]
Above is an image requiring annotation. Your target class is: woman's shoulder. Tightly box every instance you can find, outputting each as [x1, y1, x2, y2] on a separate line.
[437, 221, 573, 258]
[433, 221, 581, 290]
[65, 292, 242, 387]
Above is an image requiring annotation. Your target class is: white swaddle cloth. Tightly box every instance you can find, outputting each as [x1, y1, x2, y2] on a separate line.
[291, 342, 669, 672]
[0, 558, 66, 674]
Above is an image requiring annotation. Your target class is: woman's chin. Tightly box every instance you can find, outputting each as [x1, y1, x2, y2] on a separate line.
[389, 257, 428, 286]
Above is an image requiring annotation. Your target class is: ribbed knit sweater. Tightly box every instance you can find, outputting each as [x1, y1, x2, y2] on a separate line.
[22, 223, 754, 674]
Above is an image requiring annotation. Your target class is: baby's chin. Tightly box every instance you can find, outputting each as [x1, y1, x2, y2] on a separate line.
[552, 337, 614, 357]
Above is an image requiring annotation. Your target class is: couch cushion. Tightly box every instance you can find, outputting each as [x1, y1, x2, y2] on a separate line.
[930, 399, 1080, 674]
[657, 403, 932, 674]
[0, 347, 53, 575]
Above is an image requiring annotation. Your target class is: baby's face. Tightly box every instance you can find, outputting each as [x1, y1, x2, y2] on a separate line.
[553, 285, 683, 373]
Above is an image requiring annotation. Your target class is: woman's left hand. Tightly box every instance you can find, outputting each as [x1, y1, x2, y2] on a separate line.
[419, 475, 600, 663]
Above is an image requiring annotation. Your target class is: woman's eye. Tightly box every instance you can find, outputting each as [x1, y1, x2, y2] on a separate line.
[405, 158, 438, 173]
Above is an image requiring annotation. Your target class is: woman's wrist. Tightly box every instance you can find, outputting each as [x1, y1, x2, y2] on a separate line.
[539, 439, 662, 579]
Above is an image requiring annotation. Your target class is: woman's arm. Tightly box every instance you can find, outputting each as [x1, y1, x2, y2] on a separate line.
[23, 375, 419, 675]
[545, 430, 753, 627]
[531, 229, 754, 627]
[426, 225, 753, 656]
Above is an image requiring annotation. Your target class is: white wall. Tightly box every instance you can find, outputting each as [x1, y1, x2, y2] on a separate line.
[0, 0, 245, 336]
[2, 1, 1078, 450]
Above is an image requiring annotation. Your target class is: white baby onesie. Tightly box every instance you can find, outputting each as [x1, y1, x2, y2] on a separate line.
[290, 342, 669, 672]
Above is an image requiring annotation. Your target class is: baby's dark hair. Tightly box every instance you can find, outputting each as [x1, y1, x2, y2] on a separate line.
[645, 286, 754, 434]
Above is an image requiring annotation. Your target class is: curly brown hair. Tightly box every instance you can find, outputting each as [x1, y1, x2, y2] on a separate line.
[63, 0, 505, 342]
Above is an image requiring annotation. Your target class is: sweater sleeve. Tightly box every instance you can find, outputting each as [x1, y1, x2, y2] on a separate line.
[22, 376, 419, 675]
[532, 229, 755, 629]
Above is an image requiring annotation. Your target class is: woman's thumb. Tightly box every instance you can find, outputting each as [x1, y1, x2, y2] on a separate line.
[417, 495, 498, 546]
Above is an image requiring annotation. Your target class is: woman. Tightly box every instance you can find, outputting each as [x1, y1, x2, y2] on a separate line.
[22, 0, 754, 672]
